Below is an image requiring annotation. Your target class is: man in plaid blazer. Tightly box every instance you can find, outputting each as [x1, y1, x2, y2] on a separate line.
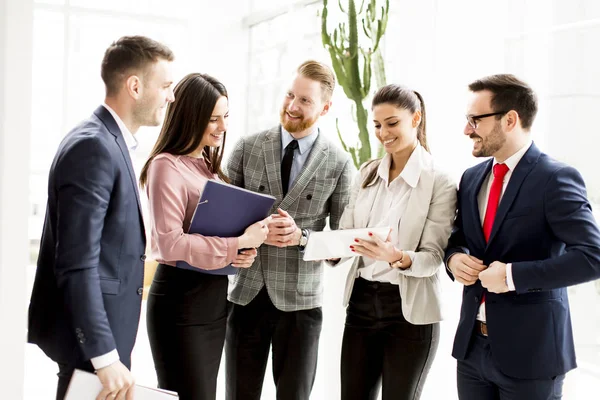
[225, 60, 354, 400]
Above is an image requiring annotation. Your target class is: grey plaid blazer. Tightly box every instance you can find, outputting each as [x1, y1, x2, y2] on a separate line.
[226, 126, 355, 311]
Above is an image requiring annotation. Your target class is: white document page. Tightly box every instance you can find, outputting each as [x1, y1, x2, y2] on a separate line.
[65, 369, 178, 399]
[303, 227, 390, 261]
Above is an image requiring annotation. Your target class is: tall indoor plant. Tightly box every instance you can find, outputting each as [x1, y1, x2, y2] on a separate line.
[321, 0, 389, 168]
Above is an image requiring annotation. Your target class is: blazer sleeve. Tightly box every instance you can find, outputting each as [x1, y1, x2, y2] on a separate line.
[399, 170, 458, 278]
[146, 156, 239, 270]
[511, 166, 600, 292]
[54, 136, 117, 361]
[227, 137, 245, 188]
[444, 170, 470, 281]
[328, 158, 355, 230]
[329, 159, 360, 230]
[337, 167, 363, 231]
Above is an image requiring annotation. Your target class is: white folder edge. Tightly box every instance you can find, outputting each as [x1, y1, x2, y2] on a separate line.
[303, 227, 390, 261]
[65, 369, 178, 399]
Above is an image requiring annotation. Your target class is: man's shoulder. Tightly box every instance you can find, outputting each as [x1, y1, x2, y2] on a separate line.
[316, 134, 352, 166]
[241, 126, 279, 145]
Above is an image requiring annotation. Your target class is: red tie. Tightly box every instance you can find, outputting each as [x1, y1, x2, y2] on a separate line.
[483, 163, 509, 242]
[480, 163, 509, 306]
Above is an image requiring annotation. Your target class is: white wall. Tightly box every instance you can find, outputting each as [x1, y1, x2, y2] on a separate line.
[0, 0, 33, 398]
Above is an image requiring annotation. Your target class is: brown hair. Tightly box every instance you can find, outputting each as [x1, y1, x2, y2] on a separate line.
[361, 84, 429, 188]
[139, 73, 229, 188]
[468, 74, 538, 130]
[101, 35, 175, 96]
[297, 60, 336, 101]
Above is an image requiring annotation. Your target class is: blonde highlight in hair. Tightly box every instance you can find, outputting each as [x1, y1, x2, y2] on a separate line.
[296, 60, 336, 101]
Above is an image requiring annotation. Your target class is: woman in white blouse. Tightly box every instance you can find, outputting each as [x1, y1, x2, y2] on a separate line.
[335, 84, 457, 400]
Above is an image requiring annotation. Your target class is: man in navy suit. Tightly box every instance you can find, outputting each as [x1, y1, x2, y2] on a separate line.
[446, 74, 600, 399]
[28, 36, 175, 400]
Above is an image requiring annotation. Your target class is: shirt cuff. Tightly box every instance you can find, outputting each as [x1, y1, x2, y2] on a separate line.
[226, 237, 239, 263]
[506, 263, 515, 291]
[91, 349, 120, 370]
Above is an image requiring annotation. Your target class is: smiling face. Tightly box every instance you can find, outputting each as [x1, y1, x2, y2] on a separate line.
[279, 74, 330, 137]
[464, 90, 507, 158]
[198, 95, 229, 149]
[372, 103, 420, 155]
[133, 59, 175, 127]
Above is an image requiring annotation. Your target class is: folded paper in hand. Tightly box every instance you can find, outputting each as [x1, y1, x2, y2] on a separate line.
[303, 227, 390, 261]
[176, 180, 276, 275]
[65, 369, 178, 399]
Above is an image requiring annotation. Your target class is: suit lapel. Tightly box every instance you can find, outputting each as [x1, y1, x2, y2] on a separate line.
[279, 131, 328, 210]
[397, 153, 434, 251]
[262, 126, 283, 199]
[94, 106, 144, 223]
[470, 159, 493, 250]
[486, 143, 541, 247]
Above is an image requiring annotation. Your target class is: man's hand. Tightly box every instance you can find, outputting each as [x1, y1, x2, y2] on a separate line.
[96, 360, 134, 400]
[232, 248, 258, 268]
[448, 253, 487, 286]
[479, 261, 509, 293]
[265, 209, 301, 247]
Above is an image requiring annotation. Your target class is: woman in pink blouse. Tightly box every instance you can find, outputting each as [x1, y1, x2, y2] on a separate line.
[139, 73, 269, 400]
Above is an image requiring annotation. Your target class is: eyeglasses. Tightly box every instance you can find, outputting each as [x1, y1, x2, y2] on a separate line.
[466, 111, 508, 129]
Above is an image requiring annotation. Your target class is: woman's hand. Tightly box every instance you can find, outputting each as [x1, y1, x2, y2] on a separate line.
[232, 248, 258, 268]
[351, 229, 402, 264]
[239, 217, 271, 249]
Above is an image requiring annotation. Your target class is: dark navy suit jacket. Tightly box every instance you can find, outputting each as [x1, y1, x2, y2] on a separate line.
[28, 106, 146, 368]
[446, 143, 600, 379]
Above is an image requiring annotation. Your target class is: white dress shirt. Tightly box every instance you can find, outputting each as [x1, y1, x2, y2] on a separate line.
[90, 104, 139, 370]
[357, 146, 421, 283]
[476, 140, 532, 322]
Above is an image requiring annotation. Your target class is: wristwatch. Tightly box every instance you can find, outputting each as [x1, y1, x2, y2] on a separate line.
[298, 229, 309, 250]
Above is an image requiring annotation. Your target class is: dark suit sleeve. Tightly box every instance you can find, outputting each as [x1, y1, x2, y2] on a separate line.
[512, 166, 600, 292]
[227, 137, 245, 188]
[328, 158, 354, 230]
[444, 171, 470, 281]
[54, 136, 117, 361]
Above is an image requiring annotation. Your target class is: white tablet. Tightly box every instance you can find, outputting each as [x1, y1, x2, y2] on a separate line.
[303, 227, 390, 261]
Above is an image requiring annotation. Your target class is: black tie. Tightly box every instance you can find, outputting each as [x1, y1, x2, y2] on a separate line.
[281, 140, 298, 197]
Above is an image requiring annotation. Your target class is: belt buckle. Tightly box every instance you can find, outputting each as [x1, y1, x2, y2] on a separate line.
[478, 321, 488, 337]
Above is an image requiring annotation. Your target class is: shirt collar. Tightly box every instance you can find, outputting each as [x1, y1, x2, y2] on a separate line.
[102, 103, 138, 152]
[493, 139, 532, 172]
[281, 125, 319, 155]
[377, 143, 423, 188]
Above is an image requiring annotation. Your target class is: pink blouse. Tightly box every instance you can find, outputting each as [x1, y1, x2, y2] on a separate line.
[146, 153, 239, 270]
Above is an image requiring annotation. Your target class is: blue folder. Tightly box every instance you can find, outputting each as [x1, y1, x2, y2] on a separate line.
[176, 180, 276, 275]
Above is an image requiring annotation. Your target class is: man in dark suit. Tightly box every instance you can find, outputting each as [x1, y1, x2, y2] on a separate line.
[446, 74, 600, 399]
[28, 36, 175, 400]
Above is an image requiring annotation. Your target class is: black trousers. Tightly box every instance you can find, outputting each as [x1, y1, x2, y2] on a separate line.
[147, 264, 229, 400]
[341, 278, 439, 400]
[225, 287, 323, 400]
[457, 333, 565, 400]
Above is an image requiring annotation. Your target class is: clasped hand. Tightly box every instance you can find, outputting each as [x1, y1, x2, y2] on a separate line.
[265, 208, 302, 247]
[448, 254, 509, 293]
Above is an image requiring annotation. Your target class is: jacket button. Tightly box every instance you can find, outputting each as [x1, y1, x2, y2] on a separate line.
[259, 185, 265, 191]
[140, 254, 146, 262]
[79, 338, 85, 344]
[306, 194, 313, 200]
[137, 287, 143, 295]
[474, 297, 480, 303]
[75, 328, 82, 334]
